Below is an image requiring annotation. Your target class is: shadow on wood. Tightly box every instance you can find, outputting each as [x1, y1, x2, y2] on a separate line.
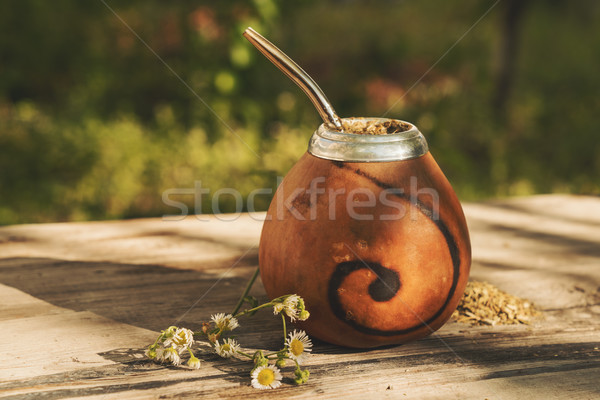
[0, 256, 286, 349]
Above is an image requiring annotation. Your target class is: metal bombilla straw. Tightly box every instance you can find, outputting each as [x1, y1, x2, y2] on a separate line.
[243, 27, 343, 131]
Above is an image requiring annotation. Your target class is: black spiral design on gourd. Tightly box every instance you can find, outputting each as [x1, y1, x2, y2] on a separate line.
[327, 164, 461, 336]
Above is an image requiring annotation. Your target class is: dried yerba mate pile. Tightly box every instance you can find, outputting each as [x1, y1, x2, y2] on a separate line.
[452, 281, 541, 326]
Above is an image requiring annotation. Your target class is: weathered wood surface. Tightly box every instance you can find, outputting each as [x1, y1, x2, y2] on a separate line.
[0, 194, 599, 399]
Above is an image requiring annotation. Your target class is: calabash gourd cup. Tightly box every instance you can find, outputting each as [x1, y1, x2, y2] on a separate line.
[245, 28, 471, 348]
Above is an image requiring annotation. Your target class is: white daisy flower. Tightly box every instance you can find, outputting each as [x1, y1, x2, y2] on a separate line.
[215, 338, 240, 358]
[155, 347, 165, 362]
[285, 330, 313, 364]
[251, 365, 282, 390]
[283, 295, 301, 321]
[226, 316, 239, 331]
[211, 313, 239, 331]
[162, 346, 181, 366]
[187, 356, 201, 369]
[273, 302, 284, 315]
[211, 313, 226, 326]
[163, 327, 194, 353]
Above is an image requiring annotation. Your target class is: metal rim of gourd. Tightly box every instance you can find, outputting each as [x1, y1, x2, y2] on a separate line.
[308, 117, 429, 162]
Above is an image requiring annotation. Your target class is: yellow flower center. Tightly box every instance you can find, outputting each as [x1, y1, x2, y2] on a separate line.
[174, 333, 186, 345]
[222, 343, 231, 352]
[290, 339, 304, 356]
[257, 368, 275, 386]
[165, 348, 176, 357]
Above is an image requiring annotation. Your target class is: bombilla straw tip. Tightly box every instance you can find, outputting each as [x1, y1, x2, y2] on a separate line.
[242, 26, 343, 131]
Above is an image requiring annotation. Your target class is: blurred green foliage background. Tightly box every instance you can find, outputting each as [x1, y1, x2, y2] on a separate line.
[1, 0, 599, 225]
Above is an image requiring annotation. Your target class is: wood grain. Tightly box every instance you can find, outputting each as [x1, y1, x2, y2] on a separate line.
[1, 195, 599, 399]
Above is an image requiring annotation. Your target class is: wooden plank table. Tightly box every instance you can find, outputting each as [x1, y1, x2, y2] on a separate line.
[1, 194, 599, 399]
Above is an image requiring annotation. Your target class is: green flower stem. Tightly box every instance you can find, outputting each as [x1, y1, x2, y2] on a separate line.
[232, 267, 260, 315]
[234, 302, 273, 318]
[264, 349, 288, 358]
[271, 294, 291, 302]
[151, 332, 165, 347]
[281, 313, 287, 339]
[236, 350, 254, 359]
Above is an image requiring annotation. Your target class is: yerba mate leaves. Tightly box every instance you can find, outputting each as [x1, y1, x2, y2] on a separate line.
[452, 281, 541, 326]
